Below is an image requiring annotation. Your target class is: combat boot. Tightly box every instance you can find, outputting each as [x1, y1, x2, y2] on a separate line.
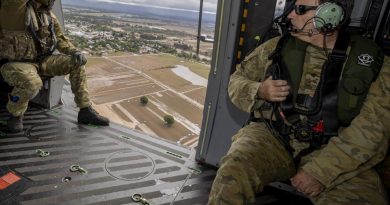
[7, 114, 23, 133]
[78, 106, 110, 126]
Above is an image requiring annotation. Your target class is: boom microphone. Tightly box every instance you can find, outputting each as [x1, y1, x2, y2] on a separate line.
[289, 27, 315, 36]
[288, 18, 320, 36]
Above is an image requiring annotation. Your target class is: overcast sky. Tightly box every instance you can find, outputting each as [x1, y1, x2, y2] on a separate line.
[91, 0, 218, 13]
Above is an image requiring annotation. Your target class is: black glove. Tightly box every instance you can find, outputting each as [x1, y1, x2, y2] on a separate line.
[73, 51, 87, 66]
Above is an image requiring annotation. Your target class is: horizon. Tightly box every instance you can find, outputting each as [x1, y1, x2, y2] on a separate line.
[62, 0, 218, 14]
[62, 0, 217, 24]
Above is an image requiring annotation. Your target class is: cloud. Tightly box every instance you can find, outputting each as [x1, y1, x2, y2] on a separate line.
[90, 0, 218, 13]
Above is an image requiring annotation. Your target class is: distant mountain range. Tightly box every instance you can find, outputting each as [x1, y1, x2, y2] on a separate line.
[62, 0, 216, 26]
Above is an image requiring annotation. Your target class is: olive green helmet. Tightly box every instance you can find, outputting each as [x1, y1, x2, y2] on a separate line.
[35, 0, 56, 9]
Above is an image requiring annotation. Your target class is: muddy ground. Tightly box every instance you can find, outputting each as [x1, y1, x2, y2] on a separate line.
[86, 54, 210, 148]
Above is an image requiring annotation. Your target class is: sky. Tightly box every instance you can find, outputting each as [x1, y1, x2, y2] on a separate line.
[84, 0, 218, 13]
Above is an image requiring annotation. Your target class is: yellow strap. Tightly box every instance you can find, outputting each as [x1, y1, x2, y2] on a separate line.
[26, 4, 38, 31]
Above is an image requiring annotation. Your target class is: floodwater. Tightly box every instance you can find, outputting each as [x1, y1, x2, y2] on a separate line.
[171, 65, 208, 87]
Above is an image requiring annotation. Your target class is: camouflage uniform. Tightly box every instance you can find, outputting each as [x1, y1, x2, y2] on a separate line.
[0, 3, 90, 117]
[208, 37, 390, 205]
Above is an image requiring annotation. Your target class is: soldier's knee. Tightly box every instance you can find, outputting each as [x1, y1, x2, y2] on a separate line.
[66, 55, 82, 70]
[31, 79, 43, 90]
[66, 61, 82, 74]
[219, 153, 248, 173]
[28, 78, 43, 91]
[2, 62, 27, 73]
[0, 63, 15, 79]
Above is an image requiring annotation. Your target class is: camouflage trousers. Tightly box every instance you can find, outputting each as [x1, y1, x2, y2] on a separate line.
[207, 122, 388, 205]
[0, 55, 90, 117]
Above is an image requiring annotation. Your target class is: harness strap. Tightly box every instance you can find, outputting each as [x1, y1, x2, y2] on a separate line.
[314, 31, 350, 135]
[26, 3, 43, 60]
[48, 13, 57, 55]
[292, 32, 350, 164]
[25, 2, 56, 61]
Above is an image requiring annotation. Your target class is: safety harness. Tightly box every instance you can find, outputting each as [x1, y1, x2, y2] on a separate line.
[26, 1, 57, 61]
[258, 32, 384, 163]
[0, 0, 57, 62]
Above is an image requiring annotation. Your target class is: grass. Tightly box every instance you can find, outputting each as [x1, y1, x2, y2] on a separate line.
[86, 53, 211, 79]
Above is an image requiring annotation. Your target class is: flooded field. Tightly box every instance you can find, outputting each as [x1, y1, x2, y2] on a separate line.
[86, 54, 210, 148]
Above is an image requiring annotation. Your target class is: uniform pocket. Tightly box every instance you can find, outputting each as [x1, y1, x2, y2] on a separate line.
[0, 31, 36, 61]
[338, 77, 370, 125]
[0, 35, 16, 60]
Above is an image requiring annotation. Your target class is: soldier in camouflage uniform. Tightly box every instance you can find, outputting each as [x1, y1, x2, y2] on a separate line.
[0, 0, 109, 133]
[208, 0, 389, 204]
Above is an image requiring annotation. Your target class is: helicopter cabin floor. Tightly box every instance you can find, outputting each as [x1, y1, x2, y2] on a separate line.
[0, 82, 312, 205]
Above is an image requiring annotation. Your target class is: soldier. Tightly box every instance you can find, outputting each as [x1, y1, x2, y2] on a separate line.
[0, 0, 110, 133]
[208, 0, 389, 204]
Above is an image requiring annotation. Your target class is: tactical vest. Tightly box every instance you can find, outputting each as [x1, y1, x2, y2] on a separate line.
[0, 0, 56, 61]
[276, 35, 390, 187]
[272, 34, 384, 134]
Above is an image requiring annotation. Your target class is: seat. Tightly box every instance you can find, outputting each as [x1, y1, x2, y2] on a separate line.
[0, 62, 12, 104]
[0, 64, 61, 108]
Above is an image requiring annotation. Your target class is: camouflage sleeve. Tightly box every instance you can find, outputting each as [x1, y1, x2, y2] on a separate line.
[228, 37, 281, 113]
[302, 56, 390, 188]
[51, 13, 78, 55]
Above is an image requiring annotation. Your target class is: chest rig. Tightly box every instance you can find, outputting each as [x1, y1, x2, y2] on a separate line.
[264, 32, 384, 157]
[26, 1, 57, 60]
[0, 0, 57, 61]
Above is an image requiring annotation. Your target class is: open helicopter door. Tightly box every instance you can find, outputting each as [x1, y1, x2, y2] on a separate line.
[196, 0, 288, 167]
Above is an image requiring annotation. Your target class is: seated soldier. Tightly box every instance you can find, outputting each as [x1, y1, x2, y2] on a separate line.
[0, 0, 109, 133]
[208, 0, 389, 204]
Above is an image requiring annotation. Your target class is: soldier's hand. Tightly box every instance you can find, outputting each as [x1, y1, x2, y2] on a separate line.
[73, 51, 87, 66]
[258, 76, 290, 102]
[291, 169, 325, 197]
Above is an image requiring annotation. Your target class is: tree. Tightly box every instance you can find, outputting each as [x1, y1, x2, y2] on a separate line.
[163, 115, 175, 127]
[174, 43, 193, 51]
[140, 96, 148, 105]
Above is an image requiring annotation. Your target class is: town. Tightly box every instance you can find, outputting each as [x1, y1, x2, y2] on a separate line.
[64, 6, 213, 64]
